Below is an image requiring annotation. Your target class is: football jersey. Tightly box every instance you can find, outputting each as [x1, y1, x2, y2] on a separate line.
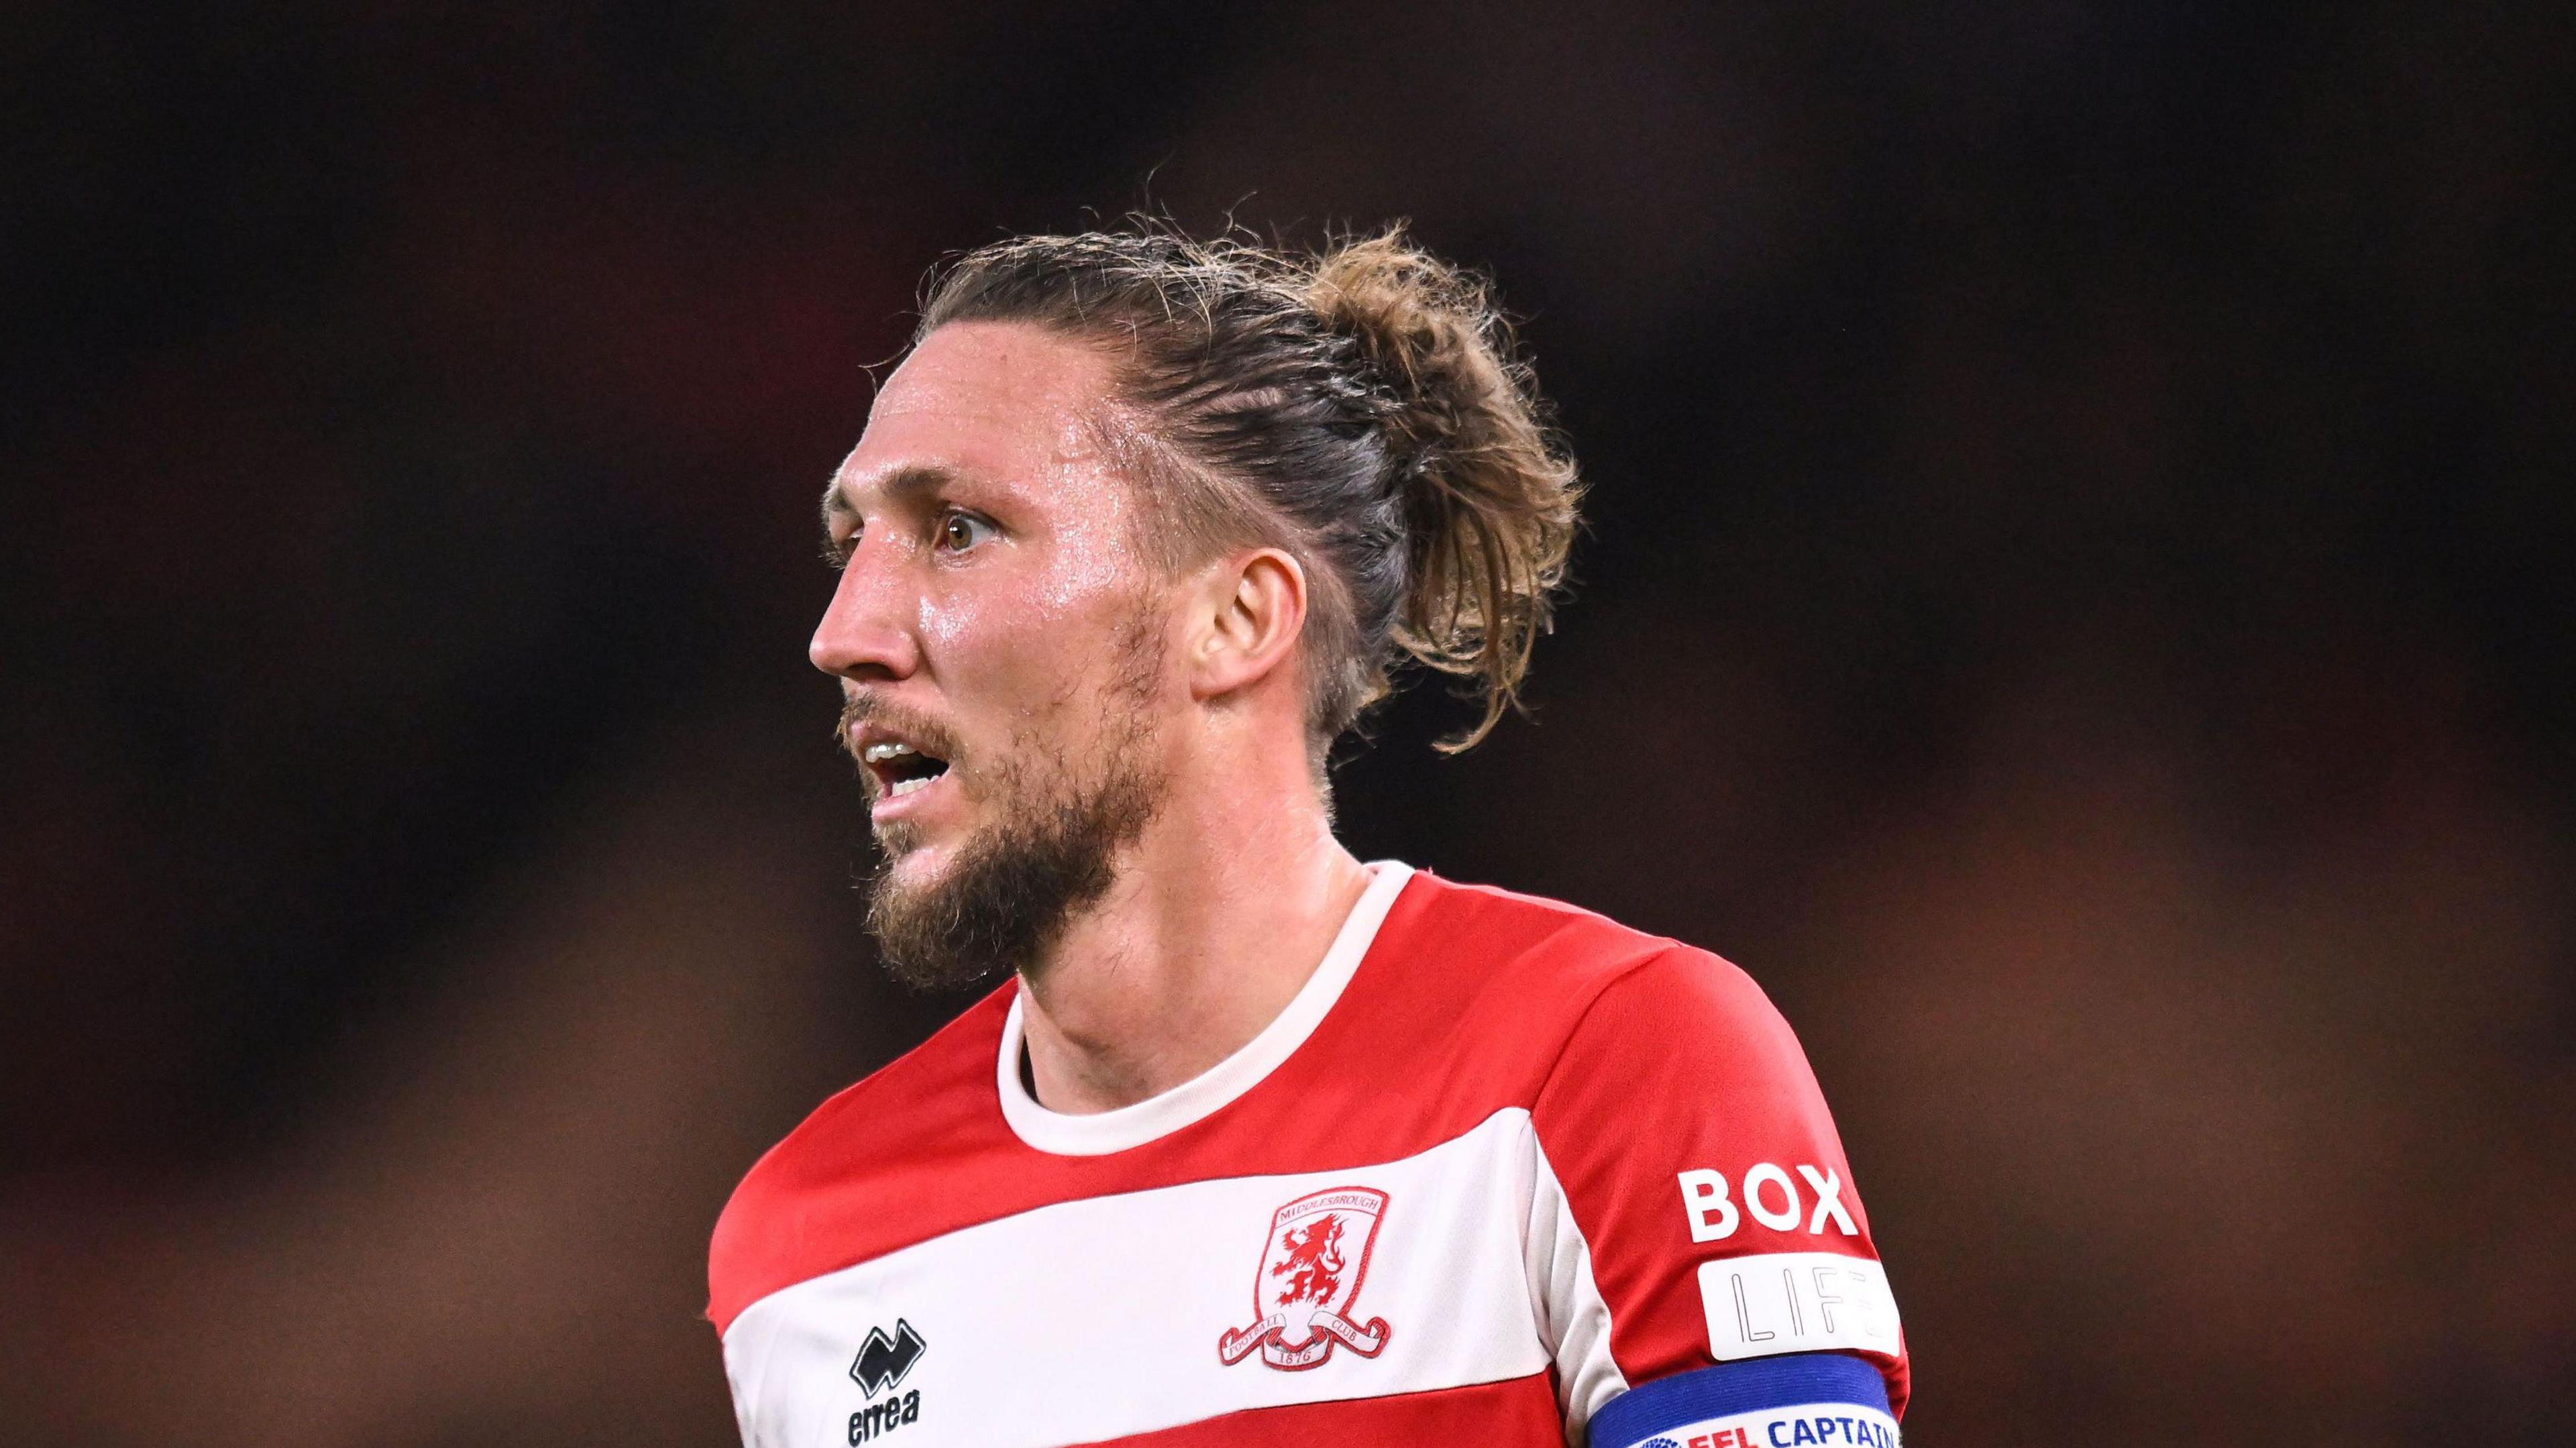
[708, 862, 1908, 1447]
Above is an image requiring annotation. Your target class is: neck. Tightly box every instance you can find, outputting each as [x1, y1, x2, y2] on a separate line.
[1015, 771, 1370, 1115]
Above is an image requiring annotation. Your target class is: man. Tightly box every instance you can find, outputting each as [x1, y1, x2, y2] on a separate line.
[709, 227, 1908, 1447]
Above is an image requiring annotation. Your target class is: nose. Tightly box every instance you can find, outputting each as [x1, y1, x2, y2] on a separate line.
[810, 533, 923, 683]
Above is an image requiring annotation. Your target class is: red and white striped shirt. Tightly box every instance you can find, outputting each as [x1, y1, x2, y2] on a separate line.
[709, 863, 1907, 1447]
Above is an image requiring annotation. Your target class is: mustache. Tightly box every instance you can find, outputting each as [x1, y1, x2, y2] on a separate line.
[833, 693, 969, 774]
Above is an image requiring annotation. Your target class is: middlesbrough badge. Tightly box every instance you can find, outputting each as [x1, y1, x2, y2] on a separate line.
[1216, 1185, 1393, 1371]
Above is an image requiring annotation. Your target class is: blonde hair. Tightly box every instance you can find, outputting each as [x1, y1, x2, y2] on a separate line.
[919, 224, 1580, 751]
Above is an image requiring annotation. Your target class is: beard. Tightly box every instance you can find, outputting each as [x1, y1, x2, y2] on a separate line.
[838, 624, 1165, 991]
[865, 751, 1159, 991]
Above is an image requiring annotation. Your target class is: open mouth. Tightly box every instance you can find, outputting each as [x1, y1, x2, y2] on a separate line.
[861, 739, 952, 800]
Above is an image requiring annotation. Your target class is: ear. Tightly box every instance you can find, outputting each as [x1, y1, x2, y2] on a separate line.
[1186, 547, 1309, 702]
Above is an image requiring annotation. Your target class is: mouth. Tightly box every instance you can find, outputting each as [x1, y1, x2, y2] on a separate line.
[860, 736, 953, 801]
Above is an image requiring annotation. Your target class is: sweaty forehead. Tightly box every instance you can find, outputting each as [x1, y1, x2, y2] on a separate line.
[840, 321, 1122, 493]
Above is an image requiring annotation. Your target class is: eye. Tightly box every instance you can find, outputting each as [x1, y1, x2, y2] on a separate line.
[822, 526, 858, 567]
[934, 510, 996, 553]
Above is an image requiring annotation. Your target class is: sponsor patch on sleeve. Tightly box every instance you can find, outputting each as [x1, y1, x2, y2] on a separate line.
[1697, 1252, 1902, 1362]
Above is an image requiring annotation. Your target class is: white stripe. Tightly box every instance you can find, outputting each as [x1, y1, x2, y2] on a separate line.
[728, 1105, 1593, 1448]
[995, 861, 1413, 1156]
[1525, 1133, 1629, 1433]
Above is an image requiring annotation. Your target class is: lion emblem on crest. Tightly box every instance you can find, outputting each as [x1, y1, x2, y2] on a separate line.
[1271, 1213, 1347, 1304]
[1218, 1186, 1392, 1371]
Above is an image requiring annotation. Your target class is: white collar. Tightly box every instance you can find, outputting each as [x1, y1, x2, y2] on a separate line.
[995, 860, 1415, 1156]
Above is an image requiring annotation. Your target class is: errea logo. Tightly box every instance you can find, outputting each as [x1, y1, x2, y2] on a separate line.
[1674, 1162, 1856, 1242]
[847, 1319, 924, 1443]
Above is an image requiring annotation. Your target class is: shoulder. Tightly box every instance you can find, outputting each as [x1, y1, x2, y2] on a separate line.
[1397, 869, 1766, 1020]
[706, 984, 1014, 1333]
[1367, 869, 1774, 1087]
[1395, 870, 1678, 985]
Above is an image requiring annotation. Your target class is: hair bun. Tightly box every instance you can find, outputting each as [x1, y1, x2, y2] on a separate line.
[1304, 230, 1581, 748]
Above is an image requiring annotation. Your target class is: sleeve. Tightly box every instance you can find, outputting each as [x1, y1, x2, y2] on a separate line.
[1528, 946, 1908, 1447]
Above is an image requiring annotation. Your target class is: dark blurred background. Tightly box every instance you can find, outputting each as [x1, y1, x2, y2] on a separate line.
[5, 2, 2571, 1443]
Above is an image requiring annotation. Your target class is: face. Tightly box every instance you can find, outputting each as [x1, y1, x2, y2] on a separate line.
[813, 321, 1177, 986]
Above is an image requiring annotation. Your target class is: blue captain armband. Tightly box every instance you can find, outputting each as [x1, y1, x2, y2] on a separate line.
[1589, 1352, 1898, 1448]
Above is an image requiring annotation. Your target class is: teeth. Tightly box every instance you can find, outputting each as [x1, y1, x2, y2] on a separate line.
[863, 741, 917, 764]
[889, 775, 934, 799]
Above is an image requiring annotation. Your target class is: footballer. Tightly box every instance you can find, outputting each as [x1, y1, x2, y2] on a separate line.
[708, 227, 1909, 1447]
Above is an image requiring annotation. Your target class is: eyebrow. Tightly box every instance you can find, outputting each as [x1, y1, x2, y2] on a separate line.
[819, 463, 961, 531]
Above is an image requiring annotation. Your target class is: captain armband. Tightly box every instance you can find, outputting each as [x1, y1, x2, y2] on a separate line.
[1588, 1353, 1898, 1448]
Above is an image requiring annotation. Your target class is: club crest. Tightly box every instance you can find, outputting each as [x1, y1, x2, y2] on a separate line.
[1216, 1185, 1392, 1371]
